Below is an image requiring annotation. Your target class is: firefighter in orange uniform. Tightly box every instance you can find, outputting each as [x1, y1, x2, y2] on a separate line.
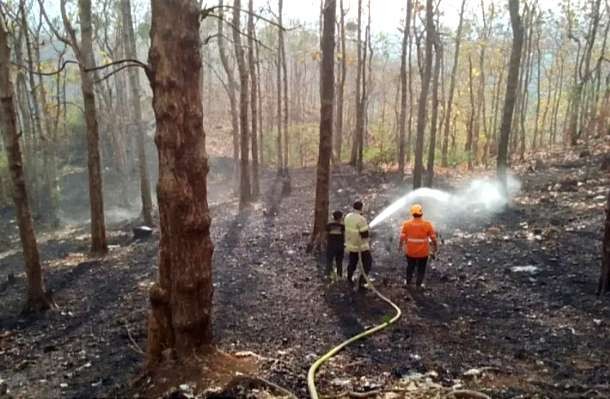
[399, 204, 438, 288]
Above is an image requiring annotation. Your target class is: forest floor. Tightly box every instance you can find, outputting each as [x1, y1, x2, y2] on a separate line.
[1, 139, 609, 399]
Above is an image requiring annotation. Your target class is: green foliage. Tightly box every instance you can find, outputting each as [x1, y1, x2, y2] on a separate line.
[363, 146, 395, 169]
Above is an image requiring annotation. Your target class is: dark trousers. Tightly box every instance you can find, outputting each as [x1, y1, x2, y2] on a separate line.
[347, 250, 372, 287]
[326, 244, 344, 276]
[406, 256, 428, 286]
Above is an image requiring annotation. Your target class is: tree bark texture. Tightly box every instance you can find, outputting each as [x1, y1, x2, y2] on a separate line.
[397, 0, 412, 178]
[247, 0, 260, 198]
[147, 0, 214, 364]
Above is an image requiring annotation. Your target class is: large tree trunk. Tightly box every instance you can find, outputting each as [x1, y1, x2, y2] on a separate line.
[497, 0, 524, 190]
[426, 34, 441, 186]
[599, 189, 610, 295]
[146, 0, 214, 364]
[217, 0, 240, 189]
[397, 0, 412, 178]
[466, 54, 475, 170]
[334, 0, 346, 163]
[233, 0, 252, 207]
[0, 17, 52, 313]
[311, 0, 336, 250]
[441, 0, 466, 167]
[64, 0, 108, 254]
[121, 0, 153, 226]
[412, 0, 434, 189]
[247, 0, 260, 199]
[281, 8, 289, 171]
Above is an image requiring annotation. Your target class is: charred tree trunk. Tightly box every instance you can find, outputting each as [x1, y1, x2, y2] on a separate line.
[233, 0, 252, 206]
[276, 0, 284, 171]
[121, 0, 153, 226]
[0, 17, 53, 313]
[146, 0, 214, 364]
[397, 0, 412, 178]
[413, 0, 434, 189]
[497, 0, 524, 190]
[62, 0, 108, 254]
[311, 0, 336, 250]
[441, 0, 466, 167]
[280, 3, 289, 170]
[247, 0, 260, 198]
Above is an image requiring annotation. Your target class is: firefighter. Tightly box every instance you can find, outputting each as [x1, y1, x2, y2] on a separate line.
[345, 200, 372, 290]
[326, 210, 345, 279]
[399, 204, 437, 288]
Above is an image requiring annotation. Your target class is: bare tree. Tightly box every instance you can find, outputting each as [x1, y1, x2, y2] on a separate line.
[233, 0, 252, 206]
[247, 0, 260, 198]
[311, 0, 336, 250]
[497, 0, 524, 190]
[217, 0, 240, 188]
[441, 0, 466, 167]
[121, 0, 153, 226]
[60, 0, 107, 254]
[334, 0, 346, 162]
[397, 0, 412, 178]
[350, 0, 363, 168]
[146, 0, 214, 364]
[276, 0, 284, 171]
[413, 0, 434, 188]
[0, 14, 53, 313]
[426, 31, 442, 186]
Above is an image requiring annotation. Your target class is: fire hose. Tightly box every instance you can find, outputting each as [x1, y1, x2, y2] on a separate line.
[307, 252, 402, 399]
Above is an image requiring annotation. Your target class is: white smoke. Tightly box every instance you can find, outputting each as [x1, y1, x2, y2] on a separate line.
[369, 174, 521, 229]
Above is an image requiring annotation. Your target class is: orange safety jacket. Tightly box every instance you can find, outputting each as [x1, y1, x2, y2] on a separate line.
[400, 218, 437, 258]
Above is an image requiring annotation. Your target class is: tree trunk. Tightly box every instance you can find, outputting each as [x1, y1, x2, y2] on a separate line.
[280, 4, 289, 170]
[217, 0, 240, 189]
[0, 17, 52, 313]
[413, 0, 434, 189]
[466, 54, 475, 170]
[426, 35, 441, 186]
[146, 0, 214, 364]
[599, 189, 610, 295]
[441, 0, 466, 168]
[247, 0, 260, 199]
[334, 0, 346, 163]
[350, 0, 362, 168]
[276, 0, 284, 171]
[397, 0, 412, 178]
[63, 0, 108, 254]
[121, 0, 153, 226]
[497, 0, 524, 190]
[311, 0, 336, 250]
[233, 0, 252, 207]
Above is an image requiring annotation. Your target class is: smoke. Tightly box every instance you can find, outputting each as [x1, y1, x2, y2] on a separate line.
[369, 174, 521, 230]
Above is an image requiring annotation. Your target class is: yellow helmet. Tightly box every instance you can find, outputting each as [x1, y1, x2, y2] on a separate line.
[410, 204, 423, 217]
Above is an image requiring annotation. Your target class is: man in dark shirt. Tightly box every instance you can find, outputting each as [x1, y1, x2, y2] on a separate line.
[326, 210, 345, 279]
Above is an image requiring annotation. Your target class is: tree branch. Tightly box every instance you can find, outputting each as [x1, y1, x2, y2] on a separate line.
[12, 58, 150, 77]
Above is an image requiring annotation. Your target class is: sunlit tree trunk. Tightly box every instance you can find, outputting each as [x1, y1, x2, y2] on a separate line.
[350, 0, 362, 168]
[497, 0, 524, 190]
[0, 18, 53, 313]
[146, 0, 214, 364]
[413, 0, 433, 189]
[280, 2, 289, 170]
[466, 54, 475, 170]
[311, 0, 336, 250]
[121, 0, 153, 226]
[276, 0, 284, 171]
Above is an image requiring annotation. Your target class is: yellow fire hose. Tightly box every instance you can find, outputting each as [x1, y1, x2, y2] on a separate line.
[307, 252, 402, 399]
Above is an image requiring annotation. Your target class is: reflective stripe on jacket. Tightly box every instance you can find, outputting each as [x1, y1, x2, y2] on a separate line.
[400, 218, 436, 258]
[344, 211, 369, 252]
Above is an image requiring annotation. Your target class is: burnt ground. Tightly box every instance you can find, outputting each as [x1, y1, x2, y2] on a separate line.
[0, 140, 609, 399]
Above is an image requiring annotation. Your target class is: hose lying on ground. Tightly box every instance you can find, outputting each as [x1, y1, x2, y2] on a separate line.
[307, 253, 402, 399]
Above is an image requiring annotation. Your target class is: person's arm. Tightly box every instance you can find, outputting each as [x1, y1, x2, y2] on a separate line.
[358, 219, 369, 239]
